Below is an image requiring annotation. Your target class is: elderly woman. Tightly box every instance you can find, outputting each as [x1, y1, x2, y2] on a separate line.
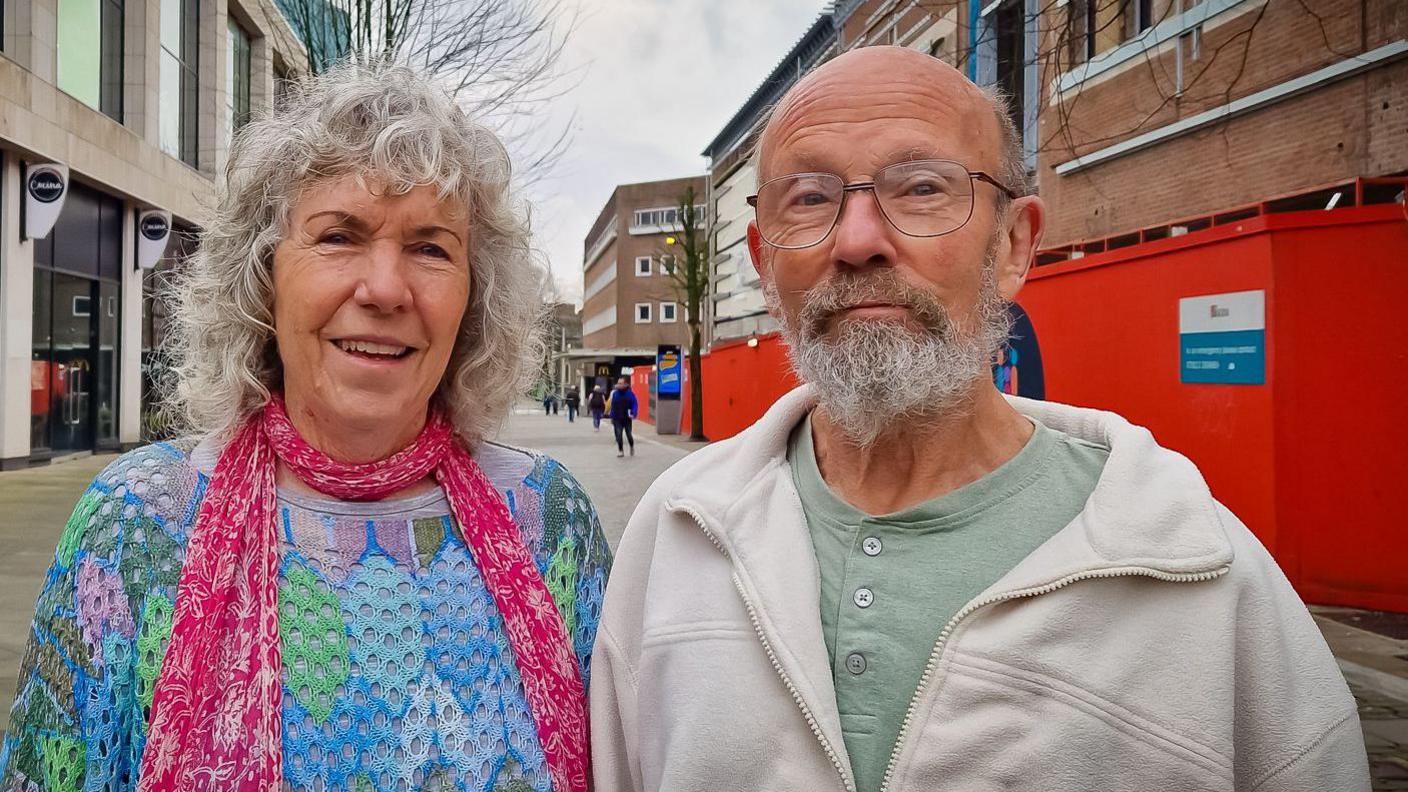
[0, 62, 608, 792]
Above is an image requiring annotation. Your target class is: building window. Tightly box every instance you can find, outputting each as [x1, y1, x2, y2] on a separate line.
[226, 19, 252, 145]
[1067, 0, 1097, 65]
[659, 254, 676, 275]
[635, 302, 652, 323]
[634, 207, 679, 228]
[160, 0, 199, 166]
[635, 256, 653, 277]
[31, 183, 124, 454]
[1129, 0, 1155, 36]
[994, 1, 1025, 145]
[659, 302, 677, 323]
[57, 0, 123, 120]
[274, 58, 294, 108]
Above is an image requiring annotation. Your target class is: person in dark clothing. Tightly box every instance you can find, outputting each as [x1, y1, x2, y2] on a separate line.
[564, 389, 580, 422]
[606, 377, 638, 457]
[542, 393, 553, 416]
[588, 386, 607, 432]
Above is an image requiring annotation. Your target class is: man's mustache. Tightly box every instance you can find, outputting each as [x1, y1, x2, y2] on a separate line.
[798, 272, 951, 339]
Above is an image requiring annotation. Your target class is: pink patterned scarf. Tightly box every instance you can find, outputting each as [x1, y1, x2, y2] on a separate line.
[139, 395, 587, 792]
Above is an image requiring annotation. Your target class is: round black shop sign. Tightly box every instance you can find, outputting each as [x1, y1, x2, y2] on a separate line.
[140, 214, 170, 241]
[28, 169, 64, 203]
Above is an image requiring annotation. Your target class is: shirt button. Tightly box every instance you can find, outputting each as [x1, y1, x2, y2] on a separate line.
[853, 587, 874, 609]
[845, 652, 867, 675]
[862, 536, 883, 556]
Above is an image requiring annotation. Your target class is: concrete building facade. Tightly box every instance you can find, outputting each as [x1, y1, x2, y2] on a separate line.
[576, 175, 705, 389]
[701, 13, 837, 346]
[0, 0, 305, 467]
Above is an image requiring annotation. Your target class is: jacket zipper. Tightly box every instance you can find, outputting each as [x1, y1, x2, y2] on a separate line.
[877, 564, 1229, 792]
[673, 503, 856, 792]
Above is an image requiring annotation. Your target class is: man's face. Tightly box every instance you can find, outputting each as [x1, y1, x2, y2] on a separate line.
[750, 48, 1031, 342]
[747, 48, 1044, 444]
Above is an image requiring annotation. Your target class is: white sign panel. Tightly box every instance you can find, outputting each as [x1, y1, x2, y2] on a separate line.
[1178, 289, 1267, 385]
[24, 163, 69, 240]
[137, 209, 172, 270]
[1178, 289, 1265, 334]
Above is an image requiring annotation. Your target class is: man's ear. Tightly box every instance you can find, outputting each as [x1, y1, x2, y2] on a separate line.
[995, 195, 1045, 300]
[747, 222, 776, 308]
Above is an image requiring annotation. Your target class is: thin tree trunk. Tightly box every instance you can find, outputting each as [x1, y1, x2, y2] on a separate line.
[688, 321, 705, 441]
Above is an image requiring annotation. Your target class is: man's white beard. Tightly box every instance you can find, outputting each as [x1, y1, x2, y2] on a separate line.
[770, 253, 1012, 448]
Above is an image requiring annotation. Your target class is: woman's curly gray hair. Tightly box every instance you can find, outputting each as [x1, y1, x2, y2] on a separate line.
[166, 59, 546, 445]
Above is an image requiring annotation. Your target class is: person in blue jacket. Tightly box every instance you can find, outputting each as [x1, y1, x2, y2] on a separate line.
[605, 376, 638, 457]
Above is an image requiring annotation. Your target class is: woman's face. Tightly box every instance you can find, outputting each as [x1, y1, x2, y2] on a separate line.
[272, 175, 471, 450]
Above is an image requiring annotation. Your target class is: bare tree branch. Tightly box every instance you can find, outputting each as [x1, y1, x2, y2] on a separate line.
[274, 0, 580, 186]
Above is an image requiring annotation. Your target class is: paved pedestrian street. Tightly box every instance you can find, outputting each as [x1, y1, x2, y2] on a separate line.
[495, 404, 696, 549]
[1, 411, 1405, 790]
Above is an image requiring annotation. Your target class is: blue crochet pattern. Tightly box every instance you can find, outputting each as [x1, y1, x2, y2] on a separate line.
[0, 439, 610, 792]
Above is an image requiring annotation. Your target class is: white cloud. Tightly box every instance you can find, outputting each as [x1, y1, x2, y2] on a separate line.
[517, 0, 826, 304]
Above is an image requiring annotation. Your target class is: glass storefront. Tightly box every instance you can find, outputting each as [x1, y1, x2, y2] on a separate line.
[30, 181, 123, 456]
[140, 229, 191, 442]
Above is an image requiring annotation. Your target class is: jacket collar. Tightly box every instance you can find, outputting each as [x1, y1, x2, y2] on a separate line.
[666, 384, 1234, 585]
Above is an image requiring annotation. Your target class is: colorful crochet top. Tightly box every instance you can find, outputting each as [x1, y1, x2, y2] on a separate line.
[0, 437, 611, 792]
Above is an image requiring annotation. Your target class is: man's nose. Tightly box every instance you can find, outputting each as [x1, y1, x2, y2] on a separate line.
[829, 189, 898, 269]
[353, 241, 413, 313]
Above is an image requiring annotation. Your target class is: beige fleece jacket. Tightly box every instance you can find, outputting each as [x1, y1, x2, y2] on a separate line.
[590, 386, 1370, 792]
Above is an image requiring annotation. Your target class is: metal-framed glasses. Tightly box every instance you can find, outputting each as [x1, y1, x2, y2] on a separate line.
[746, 159, 1017, 249]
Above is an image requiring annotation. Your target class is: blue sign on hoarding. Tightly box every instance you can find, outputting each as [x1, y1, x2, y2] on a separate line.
[656, 344, 682, 399]
[1178, 290, 1266, 385]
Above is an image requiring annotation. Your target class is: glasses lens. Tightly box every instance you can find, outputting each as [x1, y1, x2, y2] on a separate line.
[754, 173, 844, 248]
[874, 160, 974, 237]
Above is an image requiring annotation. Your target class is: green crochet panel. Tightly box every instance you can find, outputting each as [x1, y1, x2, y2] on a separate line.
[40, 734, 84, 792]
[278, 557, 351, 724]
[135, 593, 174, 718]
[543, 538, 579, 638]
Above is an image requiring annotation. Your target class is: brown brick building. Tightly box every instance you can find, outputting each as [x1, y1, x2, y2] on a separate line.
[806, 0, 1408, 247]
[575, 176, 706, 385]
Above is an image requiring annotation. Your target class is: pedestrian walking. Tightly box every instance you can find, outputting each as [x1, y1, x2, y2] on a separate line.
[542, 392, 553, 415]
[0, 61, 609, 792]
[606, 377, 638, 457]
[565, 388, 580, 423]
[588, 385, 607, 432]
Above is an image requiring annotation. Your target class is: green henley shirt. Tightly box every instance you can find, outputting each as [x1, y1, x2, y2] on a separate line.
[787, 412, 1109, 792]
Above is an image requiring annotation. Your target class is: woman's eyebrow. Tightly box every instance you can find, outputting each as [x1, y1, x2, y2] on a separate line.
[305, 210, 369, 231]
[409, 224, 464, 244]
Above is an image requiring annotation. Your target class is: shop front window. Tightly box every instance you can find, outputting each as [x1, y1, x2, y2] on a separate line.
[31, 182, 124, 456]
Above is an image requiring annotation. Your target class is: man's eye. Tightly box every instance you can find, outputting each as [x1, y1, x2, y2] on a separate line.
[909, 181, 940, 196]
[798, 192, 831, 206]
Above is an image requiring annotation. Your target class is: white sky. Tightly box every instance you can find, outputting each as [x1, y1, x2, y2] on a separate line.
[520, 0, 827, 304]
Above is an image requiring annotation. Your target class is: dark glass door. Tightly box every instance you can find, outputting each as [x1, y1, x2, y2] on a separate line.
[30, 181, 122, 457]
[49, 273, 96, 453]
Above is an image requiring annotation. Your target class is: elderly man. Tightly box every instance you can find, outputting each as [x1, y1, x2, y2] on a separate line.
[590, 47, 1369, 792]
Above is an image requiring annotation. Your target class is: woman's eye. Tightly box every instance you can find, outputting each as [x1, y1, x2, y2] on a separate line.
[416, 243, 449, 259]
[320, 232, 351, 245]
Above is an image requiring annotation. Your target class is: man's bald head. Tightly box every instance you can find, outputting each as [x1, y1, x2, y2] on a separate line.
[755, 46, 1026, 204]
